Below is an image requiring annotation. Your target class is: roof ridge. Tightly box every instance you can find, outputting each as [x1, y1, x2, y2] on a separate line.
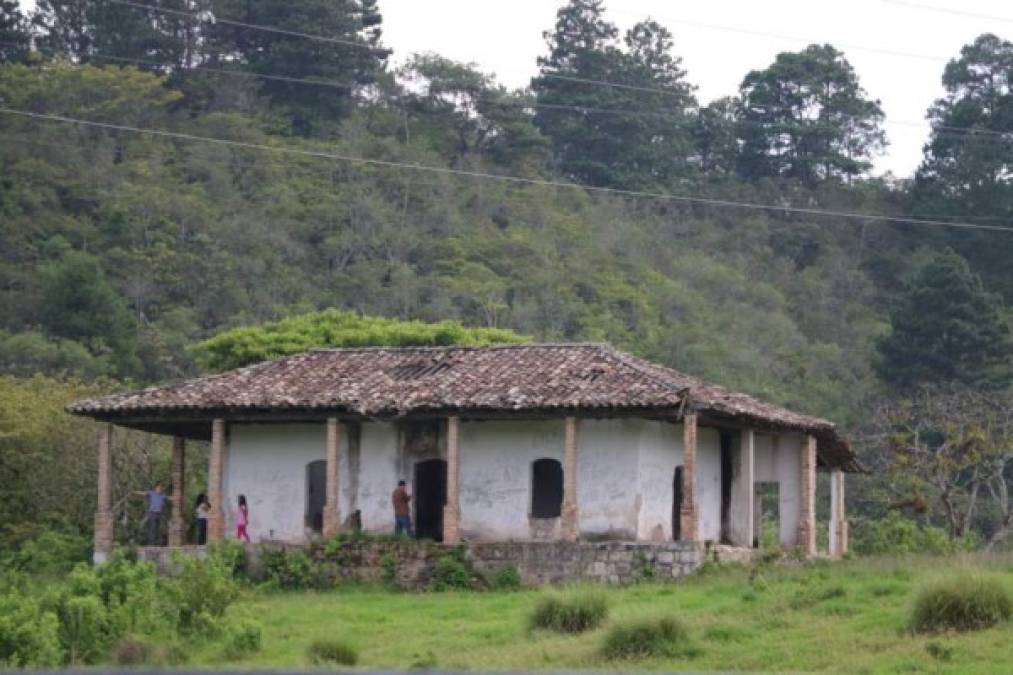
[308, 342, 610, 353]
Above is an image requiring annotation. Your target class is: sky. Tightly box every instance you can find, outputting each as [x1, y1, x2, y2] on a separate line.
[380, 0, 1013, 178]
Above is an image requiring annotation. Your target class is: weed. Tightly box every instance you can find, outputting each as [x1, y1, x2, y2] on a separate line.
[909, 576, 1012, 634]
[529, 590, 608, 634]
[600, 616, 698, 660]
[307, 638, 358, 666]
[430, 555, 472, 591]
[925, 641, 953, 662]
[490, 565, 522, 591]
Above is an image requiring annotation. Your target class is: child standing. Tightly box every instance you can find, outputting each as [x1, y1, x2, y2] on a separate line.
[236, 494, 250, 542]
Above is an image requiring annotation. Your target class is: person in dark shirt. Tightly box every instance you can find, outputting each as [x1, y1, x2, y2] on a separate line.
[392, 480, 413, 537]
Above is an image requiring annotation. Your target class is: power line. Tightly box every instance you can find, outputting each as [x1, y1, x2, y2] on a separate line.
[3, 107, 1012, 233]
[881, 0, 1013, 24]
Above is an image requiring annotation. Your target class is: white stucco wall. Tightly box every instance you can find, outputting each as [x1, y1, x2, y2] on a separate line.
[457, 420, 563, 540]
[353, 422, 400, 533]
[224, 423, 337, 542]
[695, 428, 723, 542]
[221, 417, 778, 545]
[635, 420, 683, 541]
[753, 432, 803, 546]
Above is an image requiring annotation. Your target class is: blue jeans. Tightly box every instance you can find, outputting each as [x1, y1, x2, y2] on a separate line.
[395, 515, 413, 537]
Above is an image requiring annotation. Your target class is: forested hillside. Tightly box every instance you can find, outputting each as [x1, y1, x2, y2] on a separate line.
[1, 1, 1011, 546]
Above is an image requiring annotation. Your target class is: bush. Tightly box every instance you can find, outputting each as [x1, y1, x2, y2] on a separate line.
[1, 530, 91, 576]
[530, 590, 608, 633]
[909, 576, 1012, 634]
[431, 554, 472, 591]
[0, 592, 63, 667]
[169, 554, 240, 634]
[113, 635, 154, 666]
[224, 619, 263, 659]
[307, 638, 358, 666]
[490, 565, 522, 591]
[853, 512, 974, 556]
[261, 547, 325, 590]
[58, 595, 109, 665]
[601, 616, 695, 660]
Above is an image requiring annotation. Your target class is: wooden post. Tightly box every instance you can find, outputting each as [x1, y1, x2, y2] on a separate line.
[207, 418, 226, 543]
[830, 469, 847, 557]
[168, 437, 186, 547]
[679, 413, 698, 542]
[561, 416, 580, 542]
[730, 429, 754, 548]
[93, 423, 114, 563]
[443, 416, 461, 544]
[322, 418, 341, 538]
[798, 434, 817, 556]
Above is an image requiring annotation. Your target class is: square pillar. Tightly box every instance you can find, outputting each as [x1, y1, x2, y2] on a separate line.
[829, 469, 848, 557]
[168, 437, 186, 547]
[797, 434, 817, 556]
[561, 416, 580, 542]
[322, 418, 342, 538]
[93, 423, 114, 564]
[207, 418, 226, 543]
[443, 416, 461, 544]
[679, 413, 698, 542]
[729, 429, 754, 547]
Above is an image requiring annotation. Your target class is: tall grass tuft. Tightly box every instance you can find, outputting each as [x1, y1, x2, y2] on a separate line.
[909, 576, 1012, 634]
[529, 590, 608, 634]
[600, 616, 697, 660]
[307, 638, 358, 666]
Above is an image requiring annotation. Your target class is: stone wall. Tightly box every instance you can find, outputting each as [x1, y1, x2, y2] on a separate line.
[137, 540, 711, 587]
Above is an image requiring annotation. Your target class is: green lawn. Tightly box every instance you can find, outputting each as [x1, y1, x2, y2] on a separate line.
[196, 553, 1013, 673]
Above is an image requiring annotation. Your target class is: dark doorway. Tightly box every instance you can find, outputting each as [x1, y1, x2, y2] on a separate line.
[720, 432, 734, 544]
[414, 459, 447, 542]
[306, 460, 326, 534]
[531, 458, 563, 518]
[755, 482, 780, 549]
[672, 466, 684, 541]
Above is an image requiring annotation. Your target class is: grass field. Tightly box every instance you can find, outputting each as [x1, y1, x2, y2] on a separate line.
[193, 553, 1013, 673]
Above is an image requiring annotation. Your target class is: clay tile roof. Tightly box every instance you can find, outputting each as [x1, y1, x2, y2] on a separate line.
[67, 343, 860, 471]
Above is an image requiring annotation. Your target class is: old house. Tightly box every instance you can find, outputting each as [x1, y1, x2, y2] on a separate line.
[69, 344, 858, 564]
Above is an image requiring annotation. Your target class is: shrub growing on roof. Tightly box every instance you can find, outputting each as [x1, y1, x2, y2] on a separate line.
[189, 309, 530, 371]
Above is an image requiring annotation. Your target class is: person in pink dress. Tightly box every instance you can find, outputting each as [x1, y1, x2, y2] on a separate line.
[236, 494, 250, 542]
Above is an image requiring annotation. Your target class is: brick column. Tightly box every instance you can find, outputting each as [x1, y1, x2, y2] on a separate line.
[829, 469, 847, 557]
[729, 429, 754, 547]
[207, 418, 226, 543]
[561, 416, 580, 542]
[679, 413, 698, 542]
[798, 434, 817, 556]
[93, 423, 114, 563]
[443, 416, 461, 544]
[168, 437, 186, 547]
[322, 418, 342, 538]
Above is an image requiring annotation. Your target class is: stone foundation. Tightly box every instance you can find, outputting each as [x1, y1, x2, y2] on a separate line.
[136, 540, 714, 587]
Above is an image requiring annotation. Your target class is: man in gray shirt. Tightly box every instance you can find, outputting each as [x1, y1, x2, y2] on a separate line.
[134, 483, 168, 545]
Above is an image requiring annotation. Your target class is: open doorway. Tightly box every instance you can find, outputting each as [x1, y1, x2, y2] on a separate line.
[754, 482, 780, 549]
[306, 460, 326, 534]
[414, 459, 447, 541]
[720, 432, 733, 544]
[672, 466, 684, 541]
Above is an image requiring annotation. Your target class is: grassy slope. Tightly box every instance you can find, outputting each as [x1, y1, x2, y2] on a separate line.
[198, 554, 1013, 673]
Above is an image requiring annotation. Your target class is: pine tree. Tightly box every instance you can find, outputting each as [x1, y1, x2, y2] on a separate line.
[0, 0, 30, 64]
[877, 251, 1012, 389]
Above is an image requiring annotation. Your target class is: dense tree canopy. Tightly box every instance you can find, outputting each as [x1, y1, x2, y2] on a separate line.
[737, 44, 886, 185]
[877, 251, 1011, 390]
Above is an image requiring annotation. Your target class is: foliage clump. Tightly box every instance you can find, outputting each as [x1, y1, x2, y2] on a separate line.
[190, 309, 530, 371]
[600, 615, 696, 660]
[430, 553, 473, 591]
[490, 564, 522, 590]
[529, 590, 608, 634]
[909, 576, 1012, 634]
[307, 637, 358, 666]
[223, 619, 263, 660]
